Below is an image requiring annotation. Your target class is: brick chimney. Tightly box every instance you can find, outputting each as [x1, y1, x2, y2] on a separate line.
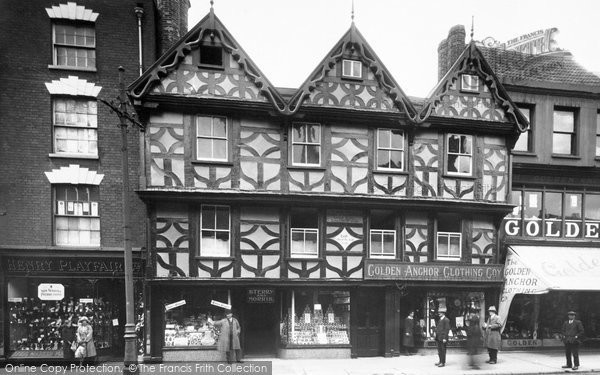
[157, 0, 190, 55]
[438, 25, 466, 80]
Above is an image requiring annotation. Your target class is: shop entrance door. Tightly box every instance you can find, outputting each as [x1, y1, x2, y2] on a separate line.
[355, 288, 384, 357]
[243, 302, 278, 356]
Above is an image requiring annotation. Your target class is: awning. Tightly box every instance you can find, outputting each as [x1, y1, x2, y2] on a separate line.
[499, 245, 600, 331]
[509, 245, 600, 291]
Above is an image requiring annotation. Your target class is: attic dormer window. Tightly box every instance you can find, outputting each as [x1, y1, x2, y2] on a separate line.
[342, 59, 362, 79]
[460, 74, 479, 92]
[199, 44, 223, 68]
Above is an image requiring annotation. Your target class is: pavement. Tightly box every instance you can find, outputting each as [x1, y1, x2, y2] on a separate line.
[1, 350, 599, 375]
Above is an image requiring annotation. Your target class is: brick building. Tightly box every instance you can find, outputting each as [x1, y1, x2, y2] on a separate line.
[0, 0, 189, 361]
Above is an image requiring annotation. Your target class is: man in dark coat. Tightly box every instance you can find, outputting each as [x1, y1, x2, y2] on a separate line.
[483, 306, 501, 364]
[435, 307, 450, 367]
[561, 311, 584, 371]
[403, 311, 416, 355]
[466, 309, 482, 369]
[212, 309, 242, 363]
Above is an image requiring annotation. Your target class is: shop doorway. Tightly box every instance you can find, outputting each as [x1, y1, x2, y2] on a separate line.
[355, 288, 384, 357]
[242, 301, 278, 356]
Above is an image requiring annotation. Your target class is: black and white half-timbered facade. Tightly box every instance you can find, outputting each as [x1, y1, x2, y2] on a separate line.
[129, 7, 527, 360]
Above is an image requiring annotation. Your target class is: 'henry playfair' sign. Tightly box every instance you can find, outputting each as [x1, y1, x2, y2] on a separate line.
[364, 260, 503, 282]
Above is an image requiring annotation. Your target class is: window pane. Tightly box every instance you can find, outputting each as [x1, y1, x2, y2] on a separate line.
[390, 130, 403, 149]
[292, 125, 305, 142]
[585, 194, 600, 221]
[449, 235, 461, 256]
[554, 111, 574, 132]
[524, 191, 542, 219]
[213, 117, 226, 137]
[291, 230, 305, 253]
[214, 232, 230, 255]
[447, 155, 458, 172]
[201, 231, 216, 252]
[448, 135, 460, 153]
[213, 139, 227, 160]
[293, 145, 305, 164]
[377, 150, 390, 169]
[305, 231, 318, 254]
[197, 117, 212, 136]
[306, 124, 320, 143]
[565, 193, 582, 220]
[553, 133, 572, 154]
[390, 151, 403, 169]
[378, 129, 390, 148]
[461, 136, 472, 154]
[370, 232, 382, 254]
[437, 235, 449, 256]
[544, 192, 562, 219]
[202, 207, 215, 229]
[458, 155, 471, 174]
[306, 145, 320, 164]
[215, 207, 229, 230]
[197, 138, 212, 159]
[382, 233, 395, 255]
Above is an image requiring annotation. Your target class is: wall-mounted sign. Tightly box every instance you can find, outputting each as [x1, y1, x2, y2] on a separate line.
[8, 298, 23, 303]
[4, 256, 143, 275]
[210, 300, 231, 310]
[502, 339, 542, 348]
[501, 28, 559, 55]
[504, 219, 600, 239]
[38, 284, 64, 300]
[165, 300, 186, 311]
[247, 289, 275, 303]
[79, 298, 94, 304]
[364, 260, 504, 282]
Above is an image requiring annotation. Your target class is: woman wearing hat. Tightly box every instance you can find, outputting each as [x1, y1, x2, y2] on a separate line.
[483, 306, 501, 364]
[561, 310, 584, 370]
[75, 316, 97, 363]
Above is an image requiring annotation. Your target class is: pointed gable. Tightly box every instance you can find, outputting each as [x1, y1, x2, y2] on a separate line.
[129, 8, 286, 111]
[286, 23, 417, 118]
[419, 41, 528, 132]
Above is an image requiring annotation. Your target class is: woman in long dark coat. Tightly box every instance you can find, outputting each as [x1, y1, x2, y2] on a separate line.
[61, 318, 76, 360]
[466, 310, 483, 369]
[402, 311, 416, 355]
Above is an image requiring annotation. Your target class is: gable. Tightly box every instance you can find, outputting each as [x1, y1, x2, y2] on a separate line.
[129, 10, 286, 111]
[420, 42, 528, 131]
[287, 24, 417, 118]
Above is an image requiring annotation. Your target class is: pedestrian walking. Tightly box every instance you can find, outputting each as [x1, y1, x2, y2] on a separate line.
[483, 306, 501, 364]
[561, 310, 584, 371]
[403, 311, 416, 355]
[75, 316, 97, 365]
[212, 309, 243, 363]
[61, 317, 75, 360]
[465, 308, 482, 369]
[435, 307, 450, 367]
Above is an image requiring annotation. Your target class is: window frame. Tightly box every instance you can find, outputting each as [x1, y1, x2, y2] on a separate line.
[436, 231, 462, 261]
[52, 21, 96, 69]
[198, 44, 224, 70]
[369, 229, 396, 259]
[552, 107, 577, 156]
[445, 133, 473, 176]
[376, 128, 405, 171]
[595, 111, 600, 158]
[195, 115, 229, 162]
[290, 122, 322, 167]
[342, 59, 362, 79]
[198, 204, 231, 258]
[460, 74, 479, 93]
[52, 96, 98, 156]
[53, 184, 100, 247]
[513, 104, 534, 153]
[290, 227, 319, 258]
[435, 214, 462, 261]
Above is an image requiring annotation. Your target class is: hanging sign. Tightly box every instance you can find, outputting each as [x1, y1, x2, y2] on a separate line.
[37, 284, 64, 301]
[210, 300, 231, 310]
[165, 300, 186, 311]
[79, 298, 94, 304]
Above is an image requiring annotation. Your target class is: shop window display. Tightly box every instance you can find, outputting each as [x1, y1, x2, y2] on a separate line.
[502, 294, 538, 340]
[281, 290, 350, 346]
[424, 292, 485, 345]
[163, 289, 227, 347]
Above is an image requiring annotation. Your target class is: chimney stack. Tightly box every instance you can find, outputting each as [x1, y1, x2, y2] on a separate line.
[438, 25, 466, 80]
[157, 0, 190, 55]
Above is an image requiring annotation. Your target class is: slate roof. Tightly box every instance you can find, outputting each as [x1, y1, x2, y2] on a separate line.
[480, 47, 600, 87]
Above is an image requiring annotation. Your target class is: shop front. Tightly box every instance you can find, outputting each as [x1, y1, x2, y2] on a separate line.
[1, 253, 144, 361]
[499, 246, 600, 349]
[364, 260, 504, 351]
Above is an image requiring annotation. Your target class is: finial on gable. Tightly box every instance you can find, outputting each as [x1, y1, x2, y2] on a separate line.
[470, 16, 474, 41]
[351, 0, 355, 23]
[210, 0, 214, 10]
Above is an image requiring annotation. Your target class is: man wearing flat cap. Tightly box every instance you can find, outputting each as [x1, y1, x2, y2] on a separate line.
[561, 311, 584, 371]
[434, 307, 450, 367]
[483, 306, 501, 364]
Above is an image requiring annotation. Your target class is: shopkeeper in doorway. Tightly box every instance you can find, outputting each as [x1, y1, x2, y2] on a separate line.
[212, 309, 243, 364]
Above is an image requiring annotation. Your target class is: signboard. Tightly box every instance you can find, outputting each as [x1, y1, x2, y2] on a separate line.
[165, 300, 186, 311]
[504, 219, 600, 239]
[502, 339, 542, 348]
[501, 28, 559, 55]
[79, 298, 94, 304]
[247, 289, 275, 303]
[37, 284, 64, 301]
[364, 260, 503, 282]
[210, 300, 231, 310]
[4, 256, 144, 276]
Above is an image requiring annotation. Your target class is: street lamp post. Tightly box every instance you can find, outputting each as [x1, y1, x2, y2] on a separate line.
[101, 67, 144, 375]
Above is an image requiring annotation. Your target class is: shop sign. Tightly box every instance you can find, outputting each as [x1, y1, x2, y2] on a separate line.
[79, 298, 94, 303]
[364, 260, 503, 282]
[502, 339, 542, 348]
[501, 27, 559, 55]
[37, 284, 64, 300]
[8, 297, 22, 303]
[165, 300, 186, 311]
[210, 300, 231, 310]
[247, 289, 275, 303]
[503, 219, 600, 239]
[3, 256, 143, 275]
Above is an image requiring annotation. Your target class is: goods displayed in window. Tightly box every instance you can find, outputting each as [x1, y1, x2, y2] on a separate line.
[424, 292, 484, 344]
[9, 296, 118, 351]
[281, 290, 350, 346]
[164, 313, 220, 347]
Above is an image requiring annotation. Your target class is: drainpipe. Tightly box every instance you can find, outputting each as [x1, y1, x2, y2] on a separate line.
[134, 6, 144, 76]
